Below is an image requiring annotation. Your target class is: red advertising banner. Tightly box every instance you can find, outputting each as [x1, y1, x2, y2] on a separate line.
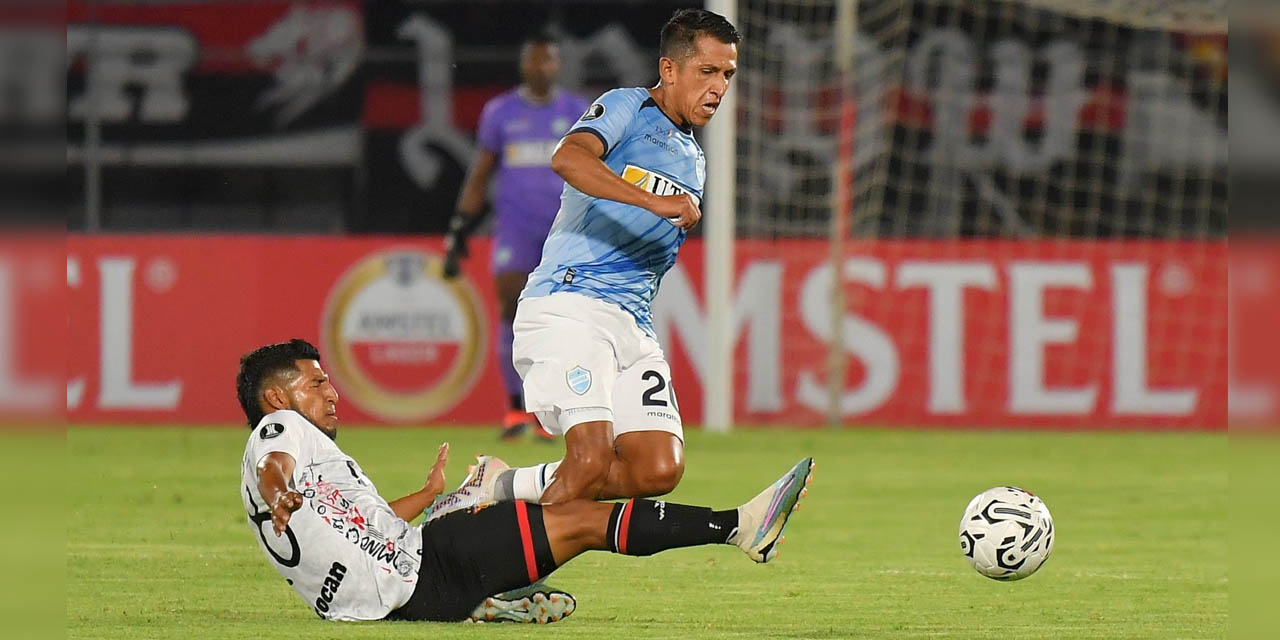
[65, 235, 1227, 430]
[661, 239, 1226, 430]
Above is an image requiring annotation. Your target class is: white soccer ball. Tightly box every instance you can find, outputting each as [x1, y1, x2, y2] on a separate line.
[958, 486, 1054, 581]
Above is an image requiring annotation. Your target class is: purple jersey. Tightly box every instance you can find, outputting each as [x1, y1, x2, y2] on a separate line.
[476, 88, 590, 238]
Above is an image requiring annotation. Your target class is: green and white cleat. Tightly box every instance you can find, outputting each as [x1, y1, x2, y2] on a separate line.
[467, 589, 576, 624]
[425, 455, 510, 522]
[729, 457, 815, 563]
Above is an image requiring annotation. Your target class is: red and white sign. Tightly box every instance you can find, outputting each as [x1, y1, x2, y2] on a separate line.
[63, 235, 1228, 430]
[658, 240, 1226, 430]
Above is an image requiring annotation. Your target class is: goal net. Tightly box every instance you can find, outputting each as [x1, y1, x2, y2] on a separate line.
[720, 0, 1226, 428]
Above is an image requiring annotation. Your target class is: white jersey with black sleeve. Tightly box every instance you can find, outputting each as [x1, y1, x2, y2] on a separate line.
[239, 410, 423, 621]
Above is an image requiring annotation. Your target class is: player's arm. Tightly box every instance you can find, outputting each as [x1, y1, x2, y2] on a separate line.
[256, 451, 302, 537]
[387, 442, 450, 522]
[551, 132, 701, 229]
[443, 150, 498, 278]
[455, 149, 498, 221]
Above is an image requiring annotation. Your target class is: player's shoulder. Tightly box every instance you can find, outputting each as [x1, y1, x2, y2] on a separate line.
[591, 87, 649, 110]
[247, 409, 314, 445]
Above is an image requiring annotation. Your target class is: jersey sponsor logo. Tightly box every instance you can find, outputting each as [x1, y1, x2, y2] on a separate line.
[567, 366, 592, 395]
[621, 165, 701, 207]
[503, 140, 558, 167]
[641, 131, 679, 156]
[580, 102, 606, 121]
[258, 422, 285, 440]
[312, 562, 348, 617]
[322, 250, 487, 422]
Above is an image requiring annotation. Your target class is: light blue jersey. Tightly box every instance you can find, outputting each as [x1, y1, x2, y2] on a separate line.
[521, 87, 707, 337]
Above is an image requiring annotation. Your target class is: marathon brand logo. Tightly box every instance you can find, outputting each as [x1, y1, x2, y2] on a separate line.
[642, 132, 680, 156]
[646, 409, 679, 422]
[621, 165, 701, 207]
[313, 562, 348, 617]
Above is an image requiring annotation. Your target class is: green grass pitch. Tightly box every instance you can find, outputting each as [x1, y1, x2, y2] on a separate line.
[68, 426, 1226, 639]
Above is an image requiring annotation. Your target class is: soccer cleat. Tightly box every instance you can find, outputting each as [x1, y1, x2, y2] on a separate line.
[467, 589, 576, 624]
[424, 455, 510, 522]
[728, 457, 814, 563]
[500, 410, 536, 441]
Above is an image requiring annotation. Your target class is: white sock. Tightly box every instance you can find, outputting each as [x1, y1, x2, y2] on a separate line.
[511, 460, 562, 502]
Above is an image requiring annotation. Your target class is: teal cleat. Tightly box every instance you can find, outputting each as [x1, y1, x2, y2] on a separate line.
[729, 457, 815, 563]
[467, 588, 576, 624]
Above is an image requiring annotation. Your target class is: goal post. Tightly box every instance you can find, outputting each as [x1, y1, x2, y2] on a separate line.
[703, 0, 738, 434]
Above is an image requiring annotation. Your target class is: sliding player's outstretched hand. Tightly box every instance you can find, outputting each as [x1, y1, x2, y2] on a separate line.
[424, 442, 450, 497]
[271, 491, 304, 537]
[649, 193, 702, 230]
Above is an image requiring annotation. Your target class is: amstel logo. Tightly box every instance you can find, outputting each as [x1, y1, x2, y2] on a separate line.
[321, 250, 487, 422]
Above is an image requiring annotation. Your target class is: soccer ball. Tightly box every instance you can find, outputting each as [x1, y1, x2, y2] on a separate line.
[958, 486, 1054, 581]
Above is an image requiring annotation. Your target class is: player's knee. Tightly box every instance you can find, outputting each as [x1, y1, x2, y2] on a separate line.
[632, 457, 684, 497]
[560, 449, 612, 497]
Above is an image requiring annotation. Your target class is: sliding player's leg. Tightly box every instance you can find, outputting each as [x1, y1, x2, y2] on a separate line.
[394, 458, 815, 623]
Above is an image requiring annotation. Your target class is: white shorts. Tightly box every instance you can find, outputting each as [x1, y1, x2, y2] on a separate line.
[512, 292, 683, 441]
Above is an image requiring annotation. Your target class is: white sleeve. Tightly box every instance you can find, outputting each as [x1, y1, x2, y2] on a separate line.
[246, 410, 311, 474]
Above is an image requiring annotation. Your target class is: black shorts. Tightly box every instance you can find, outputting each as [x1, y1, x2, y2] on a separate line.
[385, 501, 558, 622]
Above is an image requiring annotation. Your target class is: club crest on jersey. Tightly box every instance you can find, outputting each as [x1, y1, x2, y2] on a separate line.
[567, 366, 592, 395]
[621, 165, 701, 206]
[580, 102, 605, 121]
[259, 423, 285, 440]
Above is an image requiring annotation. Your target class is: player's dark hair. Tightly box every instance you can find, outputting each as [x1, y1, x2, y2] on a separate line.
[659, 8, 740, 62]
[236, 339, 321, 428]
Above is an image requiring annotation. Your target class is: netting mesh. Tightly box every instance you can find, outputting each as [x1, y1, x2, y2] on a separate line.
[734, 0, 1226, 240]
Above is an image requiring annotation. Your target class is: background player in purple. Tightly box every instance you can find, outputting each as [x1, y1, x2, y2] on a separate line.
[443, 30, 589, 441]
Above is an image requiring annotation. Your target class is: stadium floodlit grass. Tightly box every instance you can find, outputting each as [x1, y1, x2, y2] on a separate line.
[68, 426, 1226, 639]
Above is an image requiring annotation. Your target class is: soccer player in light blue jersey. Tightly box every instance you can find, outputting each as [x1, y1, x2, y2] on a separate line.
[444, 31, 589, 442]
[427, 9, 741, 518]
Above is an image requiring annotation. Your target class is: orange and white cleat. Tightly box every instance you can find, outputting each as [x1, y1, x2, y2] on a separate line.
[424, 455, 510, 522]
